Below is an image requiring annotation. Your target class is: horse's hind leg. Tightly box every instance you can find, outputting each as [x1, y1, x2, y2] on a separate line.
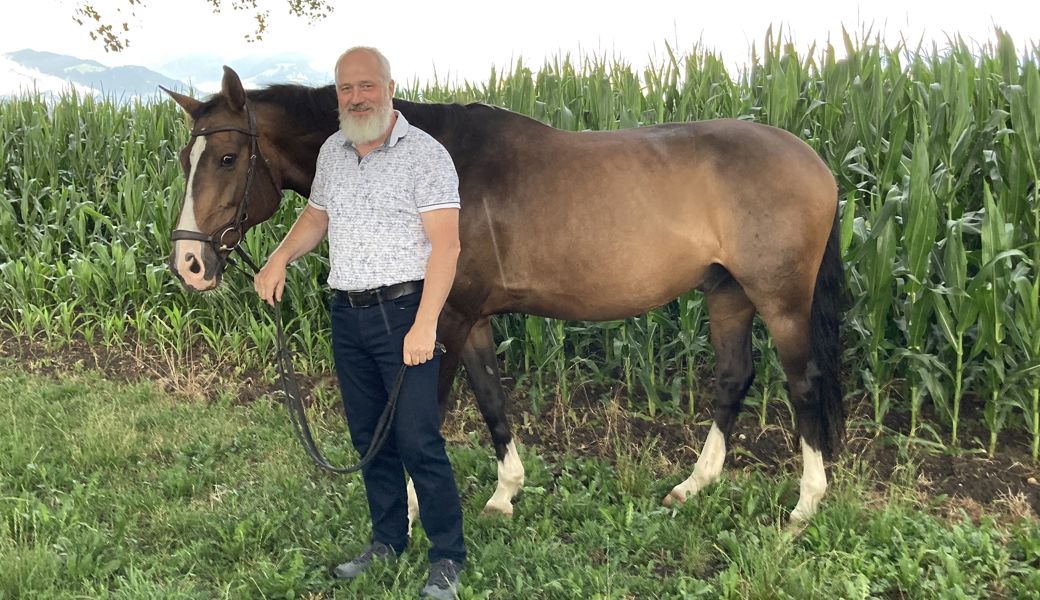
[461, 317, 524, 516]
[664, 276, 755, 506]
[757, 303, 827, 522]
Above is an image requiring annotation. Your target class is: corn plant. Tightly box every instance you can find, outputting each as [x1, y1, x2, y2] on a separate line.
[2, 29, 1039, 457]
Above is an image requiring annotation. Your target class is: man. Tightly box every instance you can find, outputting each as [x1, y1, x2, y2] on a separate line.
[254, 46, 466, 600]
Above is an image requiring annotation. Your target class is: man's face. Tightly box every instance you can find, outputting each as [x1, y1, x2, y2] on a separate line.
[335, 51, 395, 145]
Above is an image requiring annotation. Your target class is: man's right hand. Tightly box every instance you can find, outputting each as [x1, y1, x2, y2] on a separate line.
[252, 205, 329, 306]
[254, 257, 288, 306]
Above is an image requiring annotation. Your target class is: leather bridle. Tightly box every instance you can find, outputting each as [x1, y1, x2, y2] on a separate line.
[170, 101, 270, 273]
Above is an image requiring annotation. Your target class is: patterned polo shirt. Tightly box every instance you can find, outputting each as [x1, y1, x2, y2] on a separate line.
[308, 111, 461, 291]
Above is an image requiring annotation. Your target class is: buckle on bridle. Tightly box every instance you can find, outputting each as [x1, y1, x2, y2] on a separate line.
[217, 226, 243, 252]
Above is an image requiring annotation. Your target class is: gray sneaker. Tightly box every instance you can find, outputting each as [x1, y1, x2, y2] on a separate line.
[420, 559, 462, 600]
[331, 541, 397, 579]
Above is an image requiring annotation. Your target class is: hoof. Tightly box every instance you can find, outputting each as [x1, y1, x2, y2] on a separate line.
[789, 506, 814, 524]
[662, 489, 688, 507]
[483, 500, 514, 517]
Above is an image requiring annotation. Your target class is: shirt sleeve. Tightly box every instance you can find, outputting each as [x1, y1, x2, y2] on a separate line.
[414, 142, 461, 213]
[307, 142, 331, 211]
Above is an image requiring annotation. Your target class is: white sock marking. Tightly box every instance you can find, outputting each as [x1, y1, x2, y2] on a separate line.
[667, 423, 726, 504]
[406, 477, 419, 536]
[790, 437, 827, 522]
[484, 440, 524, 516]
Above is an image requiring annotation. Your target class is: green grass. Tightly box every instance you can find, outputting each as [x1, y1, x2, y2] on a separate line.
[1, 366, 1037, 599]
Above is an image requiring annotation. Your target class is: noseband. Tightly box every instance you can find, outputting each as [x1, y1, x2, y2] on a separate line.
[171, 102, 272, 272]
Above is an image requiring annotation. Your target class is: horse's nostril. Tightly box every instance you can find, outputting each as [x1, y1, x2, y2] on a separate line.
[186, 254, 202, 275]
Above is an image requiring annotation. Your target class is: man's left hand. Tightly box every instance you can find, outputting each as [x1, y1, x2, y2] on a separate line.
[403, 323, 437, 366]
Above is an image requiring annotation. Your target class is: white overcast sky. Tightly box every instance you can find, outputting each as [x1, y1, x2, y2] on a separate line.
[2, 0, 1038, 85]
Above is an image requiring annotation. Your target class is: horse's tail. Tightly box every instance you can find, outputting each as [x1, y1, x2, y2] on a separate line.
[810, 211, 846, 460]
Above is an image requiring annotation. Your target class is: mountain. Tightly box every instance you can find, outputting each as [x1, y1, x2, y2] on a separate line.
[3, 49, 186, 99]
[159, 52, 333, 91]
[0, 54, 98, 98]
[0, 49, 333, 101]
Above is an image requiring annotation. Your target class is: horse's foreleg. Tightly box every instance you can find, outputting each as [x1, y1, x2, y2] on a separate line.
[407, 305, 470, 537]
[665, 279, 755, 506]
[462, 317, 523, 516]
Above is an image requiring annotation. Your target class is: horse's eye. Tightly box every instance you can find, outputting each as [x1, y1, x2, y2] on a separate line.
[221, 154, 236, 167]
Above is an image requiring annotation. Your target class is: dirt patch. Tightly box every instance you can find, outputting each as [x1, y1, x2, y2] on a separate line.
[3, 332, 1038, 520]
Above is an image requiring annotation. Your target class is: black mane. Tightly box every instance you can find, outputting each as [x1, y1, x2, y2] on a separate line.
[249, 84, 338, 132]
[199, 81, 546, 143]
[199, 82, 549, 182]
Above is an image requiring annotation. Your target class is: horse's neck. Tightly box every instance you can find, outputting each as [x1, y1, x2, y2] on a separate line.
[256, 86, 338, 197]
[394, 100, 477, 156]
[396, 100, 549, 160]
[392, 100, 445, 138]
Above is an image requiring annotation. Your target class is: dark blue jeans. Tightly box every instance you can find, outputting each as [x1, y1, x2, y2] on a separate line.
[329, 290, 466, 565]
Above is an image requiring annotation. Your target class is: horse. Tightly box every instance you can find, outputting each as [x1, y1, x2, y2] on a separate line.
[163, 66, 845, 523]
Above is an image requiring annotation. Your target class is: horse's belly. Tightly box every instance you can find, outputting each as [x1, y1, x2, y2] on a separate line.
[494, 241, 714, 321]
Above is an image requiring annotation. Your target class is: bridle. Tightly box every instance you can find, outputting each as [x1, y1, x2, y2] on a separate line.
[170, 101, 270, 274]
[168, 100, 410, 475]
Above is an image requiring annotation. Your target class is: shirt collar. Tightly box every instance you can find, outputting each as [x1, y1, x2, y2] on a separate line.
[385, 110, 409, 147]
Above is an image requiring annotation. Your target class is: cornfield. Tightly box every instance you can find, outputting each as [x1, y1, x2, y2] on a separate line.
[2, 28, 1038, 459]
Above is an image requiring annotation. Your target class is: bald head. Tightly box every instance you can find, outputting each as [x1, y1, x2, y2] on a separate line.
[334, 46, 396, 146]
[335, 47, 392, 86]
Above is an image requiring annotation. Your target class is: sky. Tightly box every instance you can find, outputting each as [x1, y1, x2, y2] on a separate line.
[2, 0, 1038, 85]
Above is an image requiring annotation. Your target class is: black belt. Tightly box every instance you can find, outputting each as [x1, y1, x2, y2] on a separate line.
[333, 280, 424, 308]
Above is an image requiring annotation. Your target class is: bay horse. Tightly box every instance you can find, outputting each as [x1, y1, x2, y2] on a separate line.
[164, 66, 844, 523]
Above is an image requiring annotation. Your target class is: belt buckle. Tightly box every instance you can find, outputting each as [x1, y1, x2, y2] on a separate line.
[345, 290, 370, 308]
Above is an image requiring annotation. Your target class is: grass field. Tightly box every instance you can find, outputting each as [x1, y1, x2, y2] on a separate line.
[1, 361, 1038, 600]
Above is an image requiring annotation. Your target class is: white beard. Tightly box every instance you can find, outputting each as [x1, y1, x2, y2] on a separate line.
[339, 103, 393, 145]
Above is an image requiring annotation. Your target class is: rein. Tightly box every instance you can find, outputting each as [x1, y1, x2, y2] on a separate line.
[176, 102, 404, 475]
[229, 253, 405, 475]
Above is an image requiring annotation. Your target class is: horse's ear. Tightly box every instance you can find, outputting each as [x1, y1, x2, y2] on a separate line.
[160, 86, 202, 116]
[220, 65, 247, 113]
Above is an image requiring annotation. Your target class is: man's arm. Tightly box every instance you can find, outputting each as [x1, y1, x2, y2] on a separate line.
[403, 207, 461, 366]
[254, 204, 329, 305]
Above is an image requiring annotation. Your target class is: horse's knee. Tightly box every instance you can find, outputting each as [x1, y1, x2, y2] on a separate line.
[712, 367, 755, 427]
[716, 367, 754, 402]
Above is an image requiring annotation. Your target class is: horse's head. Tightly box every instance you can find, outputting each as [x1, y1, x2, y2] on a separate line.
[163, 66, 281, 291]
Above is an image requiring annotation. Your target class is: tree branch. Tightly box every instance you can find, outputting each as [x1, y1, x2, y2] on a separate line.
[73, 0, 334, 52]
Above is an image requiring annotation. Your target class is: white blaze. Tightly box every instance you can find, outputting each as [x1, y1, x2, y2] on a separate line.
[174, 137, 207, 266]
